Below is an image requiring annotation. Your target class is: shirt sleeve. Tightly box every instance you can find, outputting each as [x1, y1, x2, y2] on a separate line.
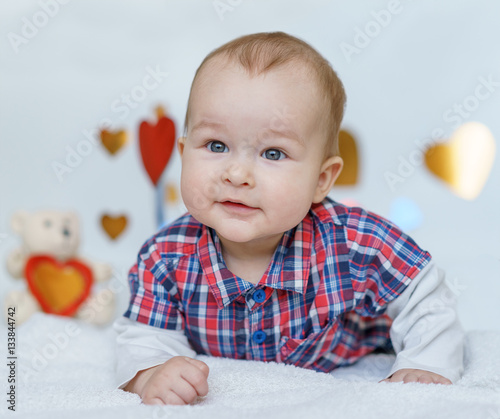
[124, 236, 184, 330]
[116, 235, 195, 389]
[113, 316, 196, 389]
[385, 261, 465, 383]
[344, 207, 432, 317]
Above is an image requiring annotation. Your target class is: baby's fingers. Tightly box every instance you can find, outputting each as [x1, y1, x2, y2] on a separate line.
[143, 391, 186, 406]
[402, 372, 420, 383]
[433, 375, 452, 385]
[417, 375, 433, 384]
[181, 359, 210, 397]
[184, 357, 210, 377]
[142, 377, 199, 406]
[170, 377, 201, 404]
[380, 369, 452, 385]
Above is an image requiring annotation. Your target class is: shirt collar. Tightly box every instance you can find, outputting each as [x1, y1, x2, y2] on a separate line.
[310, 196, 344, 227]
[197, 216, 314, 309]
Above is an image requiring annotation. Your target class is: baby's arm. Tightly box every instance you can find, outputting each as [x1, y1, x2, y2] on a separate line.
[114, 317, 209, 404]
[384, 261, 464, 384]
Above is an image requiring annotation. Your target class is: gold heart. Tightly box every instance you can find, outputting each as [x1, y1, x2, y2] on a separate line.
[425, 122, 495, 200]
[100, 129, 128, 155]
[335, 130, 359, 186]
[101, 214, 128, 240]
[165, 182, 180, 204]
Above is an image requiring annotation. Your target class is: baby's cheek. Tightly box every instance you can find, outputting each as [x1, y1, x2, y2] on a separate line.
[280, 174, 316, 200]
[181, 169, 220, 212]
[268, 181, 312, 219]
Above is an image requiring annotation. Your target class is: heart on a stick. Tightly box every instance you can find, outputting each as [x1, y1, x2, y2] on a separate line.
[25, 255, 93, 316]
[139, 107, 176, 186]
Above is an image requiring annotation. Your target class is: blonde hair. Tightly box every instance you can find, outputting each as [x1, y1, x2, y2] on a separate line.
[184, 31, 346, 156]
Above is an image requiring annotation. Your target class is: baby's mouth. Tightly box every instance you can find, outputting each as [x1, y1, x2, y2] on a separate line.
[219, 200, 258, 211]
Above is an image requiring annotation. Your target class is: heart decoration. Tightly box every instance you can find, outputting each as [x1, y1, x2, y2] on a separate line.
[335, 130, 359, 186]
[165, 182, 180, 204]
[100, 129, 128, 155]
[389, 196, 424, 232]
[424, 122, 495, 200]
[139, 106, 176, 186]
[25, 255, 93, 316]
[101, 214, 128, 240]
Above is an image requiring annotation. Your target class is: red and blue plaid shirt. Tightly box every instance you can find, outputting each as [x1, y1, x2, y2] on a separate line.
[124, 197, 431, 372]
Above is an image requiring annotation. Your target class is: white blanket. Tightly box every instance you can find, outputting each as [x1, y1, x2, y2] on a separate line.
[3, 313, 499, 419]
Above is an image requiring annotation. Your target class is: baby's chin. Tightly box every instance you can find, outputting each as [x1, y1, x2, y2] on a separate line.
[214, 225, 289, 250]
[211, 224, 260, 244]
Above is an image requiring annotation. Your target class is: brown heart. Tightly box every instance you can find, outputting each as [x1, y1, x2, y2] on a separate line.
[335, 130, 359, 186]
[101, 214, 128, 240]
[100, 129, 128, 155]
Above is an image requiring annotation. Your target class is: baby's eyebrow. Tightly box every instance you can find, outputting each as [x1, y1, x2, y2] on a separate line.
[191, 120, 225, 133]
[261, 128, 304, 146]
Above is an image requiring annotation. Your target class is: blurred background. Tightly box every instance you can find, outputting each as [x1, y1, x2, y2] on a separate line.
[1, 0, 498, 330]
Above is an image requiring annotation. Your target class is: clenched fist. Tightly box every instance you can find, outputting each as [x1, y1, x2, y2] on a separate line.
[124, 356, 210, 405]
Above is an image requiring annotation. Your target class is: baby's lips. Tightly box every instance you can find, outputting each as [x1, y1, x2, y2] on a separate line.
[220, 199, 251, 207]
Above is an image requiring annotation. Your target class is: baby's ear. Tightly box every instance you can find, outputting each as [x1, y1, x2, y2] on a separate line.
[177, 137, 186, 157]
[313, 156, 343, 203]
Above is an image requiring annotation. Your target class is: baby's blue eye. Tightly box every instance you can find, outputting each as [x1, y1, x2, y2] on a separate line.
[207, 141, 228, 153]
[262, 149, 286, 160]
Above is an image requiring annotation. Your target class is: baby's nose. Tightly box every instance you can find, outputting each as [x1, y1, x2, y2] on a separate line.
[222, 162, 255, 187]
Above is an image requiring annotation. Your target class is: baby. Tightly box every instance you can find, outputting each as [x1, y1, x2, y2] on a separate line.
[114, 32, 464, 405]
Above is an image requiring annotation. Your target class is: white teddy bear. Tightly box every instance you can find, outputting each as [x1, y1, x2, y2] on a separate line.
[5, 210, 115, 326]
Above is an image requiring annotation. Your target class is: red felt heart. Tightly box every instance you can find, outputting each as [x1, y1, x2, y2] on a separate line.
[139, 108, 176, 186]
[25, 255, 93, 317]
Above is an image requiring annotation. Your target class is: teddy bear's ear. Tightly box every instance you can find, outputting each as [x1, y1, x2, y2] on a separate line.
[11, 210, 28, 233]
[67, 211, 79, 226]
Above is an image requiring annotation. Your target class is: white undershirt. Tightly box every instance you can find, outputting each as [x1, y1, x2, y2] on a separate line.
[113, 261, 464, 388]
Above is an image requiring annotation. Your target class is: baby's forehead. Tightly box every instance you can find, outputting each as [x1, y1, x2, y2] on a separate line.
[190, 57, 326, 124]
[195, 54, 318, 90]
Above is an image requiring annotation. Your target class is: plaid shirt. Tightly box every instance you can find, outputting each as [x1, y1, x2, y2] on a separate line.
[124, 197, 431, 372]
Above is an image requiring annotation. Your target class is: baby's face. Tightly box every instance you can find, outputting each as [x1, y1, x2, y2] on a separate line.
[178, 58, 331, 246]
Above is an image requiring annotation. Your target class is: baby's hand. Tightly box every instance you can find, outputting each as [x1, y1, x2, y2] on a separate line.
[124, 356, 210, 405]
[381, 368, 452, 385]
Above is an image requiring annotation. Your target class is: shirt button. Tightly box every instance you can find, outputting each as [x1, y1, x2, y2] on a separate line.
[253, 289, 266, 303]
[252, 330, 266, 344]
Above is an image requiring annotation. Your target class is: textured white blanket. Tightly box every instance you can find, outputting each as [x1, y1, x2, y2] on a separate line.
[2, 313, 499, 419]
